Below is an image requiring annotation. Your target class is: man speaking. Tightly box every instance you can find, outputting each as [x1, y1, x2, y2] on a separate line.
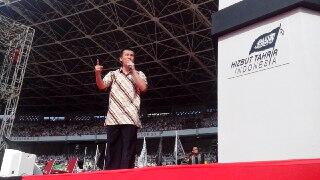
[95, 48, 147, 169]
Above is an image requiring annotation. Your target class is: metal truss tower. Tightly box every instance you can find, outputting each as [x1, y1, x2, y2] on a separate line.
[0, 14, 34, 150]
[0, 0, 218, 113]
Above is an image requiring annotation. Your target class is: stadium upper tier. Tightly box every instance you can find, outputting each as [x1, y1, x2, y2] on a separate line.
[10, 111, 217, 138]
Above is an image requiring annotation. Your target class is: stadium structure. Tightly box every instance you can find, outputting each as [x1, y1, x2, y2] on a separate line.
[0, 0, 218, 173]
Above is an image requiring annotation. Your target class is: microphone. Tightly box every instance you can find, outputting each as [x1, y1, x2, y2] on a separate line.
[128, 65, 133, 71]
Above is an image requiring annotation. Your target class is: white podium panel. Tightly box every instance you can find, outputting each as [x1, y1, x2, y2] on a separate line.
[0, 149, 36, 177]
[219, 0, 242, 10]
[218, 8, 320, 162]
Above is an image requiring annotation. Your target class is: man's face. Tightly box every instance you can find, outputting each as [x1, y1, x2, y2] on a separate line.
[192, 147, 199, 154]
[120, 50, 135, 67]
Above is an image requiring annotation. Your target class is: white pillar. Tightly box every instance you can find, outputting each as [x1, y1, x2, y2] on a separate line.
[212, 0, 320, 163]
[219, 0, 242, 10]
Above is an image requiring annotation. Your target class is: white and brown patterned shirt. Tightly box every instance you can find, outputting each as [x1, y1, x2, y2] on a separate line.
[103, 68, 147, 128]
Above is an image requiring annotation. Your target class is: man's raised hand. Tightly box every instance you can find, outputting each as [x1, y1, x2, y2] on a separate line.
[95, 59, 103, 73]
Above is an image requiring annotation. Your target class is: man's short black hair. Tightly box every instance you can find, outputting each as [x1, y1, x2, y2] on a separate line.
[119, 48, 135, 58]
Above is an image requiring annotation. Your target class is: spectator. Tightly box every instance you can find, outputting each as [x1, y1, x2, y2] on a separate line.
[188, 146, 204, 164]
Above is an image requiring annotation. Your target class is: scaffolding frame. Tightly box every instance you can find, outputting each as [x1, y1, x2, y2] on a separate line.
[0, 0, 21, 7]
[0, 14, 34, 150]
[0, 0, 218, 113]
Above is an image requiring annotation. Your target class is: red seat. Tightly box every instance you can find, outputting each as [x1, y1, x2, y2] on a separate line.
[51, 157, 78, 174]
[43, 159, 55, 175]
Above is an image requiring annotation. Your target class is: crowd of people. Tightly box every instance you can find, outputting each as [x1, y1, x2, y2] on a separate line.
[11, 120, 106, 137]
[10, 108, 218, 172]
[35, 147, 217, 172]
[36, 154, 97, 172]
[11, 111, 217, 137]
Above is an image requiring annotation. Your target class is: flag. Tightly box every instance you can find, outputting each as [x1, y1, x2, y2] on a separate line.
[103, 142, 107, 170]
[155, 137, 163, 166]
[94, 144, 100, 170]
[249, 25, 282, 55]
[83, 146, 87, 169]
[174, 131, 185, 165]
[137, 137, 148, 167]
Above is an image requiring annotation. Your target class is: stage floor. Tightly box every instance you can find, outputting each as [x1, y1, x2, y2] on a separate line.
[20, 158, 320, 180]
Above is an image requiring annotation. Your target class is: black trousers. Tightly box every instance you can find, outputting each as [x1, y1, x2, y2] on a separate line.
[104, 124, 138, 170]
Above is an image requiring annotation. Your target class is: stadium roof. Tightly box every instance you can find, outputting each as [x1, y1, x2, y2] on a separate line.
[0, 0, 218, 114]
